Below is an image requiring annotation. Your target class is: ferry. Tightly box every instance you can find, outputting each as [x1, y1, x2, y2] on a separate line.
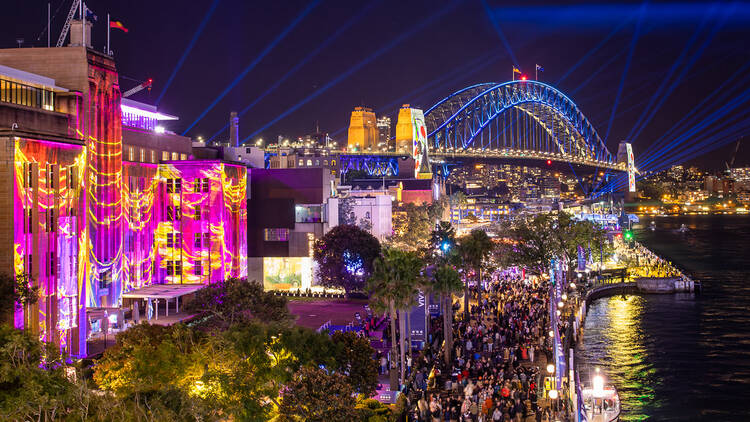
[649, 221, 656, 231]
[678, 223, 689, 233]
[580, 370, 621, 422]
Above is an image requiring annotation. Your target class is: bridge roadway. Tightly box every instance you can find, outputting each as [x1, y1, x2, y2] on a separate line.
[330, 149, 627, 173]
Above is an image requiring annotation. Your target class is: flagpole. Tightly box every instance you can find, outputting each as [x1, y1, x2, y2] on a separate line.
[512, 66, 514, 82]
[47, 3, 50, 48]
[107, 13, 110, 55]
[80, 0, 84, 48]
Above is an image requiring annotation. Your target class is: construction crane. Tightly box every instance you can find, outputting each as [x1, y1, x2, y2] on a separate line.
[56, 0, 82, 48]
[122, 78, 153, 98]
[725, 137, 743, 173]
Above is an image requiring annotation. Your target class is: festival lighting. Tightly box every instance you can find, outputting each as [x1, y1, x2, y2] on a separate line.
[205, 0, 380, 143]
[242, 0, 461, 143]
[603, 4, 646, 143]
[627, 12, 731, 144]
[480, 0, 518, 66]
[557, 17, 633, 85]
[520, 75, 528, 81]
[182, 0, 322, 135]
[547, 364, 555, 374]
[155, 0, 221, 105]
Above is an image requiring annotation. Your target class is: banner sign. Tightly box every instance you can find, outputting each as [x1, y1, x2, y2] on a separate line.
[626, 143, 636, 193]
[577, 245, 586, 272]
[409, 290, 426, 343]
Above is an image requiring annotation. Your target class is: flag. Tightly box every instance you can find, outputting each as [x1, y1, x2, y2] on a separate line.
[84, 5, 97, 22]
[512, 66, 521, 74]
[536, 64, 544, 72]
[110, 21, 128, 33]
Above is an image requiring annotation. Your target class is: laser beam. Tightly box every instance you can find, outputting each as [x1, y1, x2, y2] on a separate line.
[182, 0, 321, 136]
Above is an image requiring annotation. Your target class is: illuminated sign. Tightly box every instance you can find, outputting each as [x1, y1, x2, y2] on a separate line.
[626, 143, 635, 193]
[411, 109, 427, 178]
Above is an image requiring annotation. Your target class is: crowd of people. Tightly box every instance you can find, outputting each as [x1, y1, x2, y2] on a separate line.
[619, 240, 684, 279]
[410, 272, 554, 422]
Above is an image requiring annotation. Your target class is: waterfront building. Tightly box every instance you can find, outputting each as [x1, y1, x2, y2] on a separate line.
[0, 32, 246, 357]
[347, 106, 378, 151]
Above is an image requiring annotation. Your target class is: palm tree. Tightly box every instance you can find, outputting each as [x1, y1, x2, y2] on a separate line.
[457, 229, 494, 321]
[367, 248, 422, 390]
[430, 264, 463, 365]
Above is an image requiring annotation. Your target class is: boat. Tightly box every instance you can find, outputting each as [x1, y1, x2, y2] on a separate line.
[580, 369, 621, 422]
[678, 223, 689, 233]
[649, 221, 656, 231]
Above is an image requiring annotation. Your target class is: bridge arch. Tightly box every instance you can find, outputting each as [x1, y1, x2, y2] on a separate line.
[424, 80, 615, 166]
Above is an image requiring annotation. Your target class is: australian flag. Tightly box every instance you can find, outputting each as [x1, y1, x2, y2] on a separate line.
[84, 4, 97, 22]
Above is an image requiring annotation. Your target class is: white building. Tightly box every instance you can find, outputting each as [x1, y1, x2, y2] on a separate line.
[327, 194, 393, 241]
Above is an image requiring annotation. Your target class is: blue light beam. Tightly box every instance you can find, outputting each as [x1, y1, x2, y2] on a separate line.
[206, 0, 380, 143]
[155, 0, 221, 106]
[182, 0, 321, 136]
[242, 0, 461, 144]
[603, 2, 646, 143]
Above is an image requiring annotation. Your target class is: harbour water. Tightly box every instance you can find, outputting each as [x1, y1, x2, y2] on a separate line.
[575, 215, 750, 421]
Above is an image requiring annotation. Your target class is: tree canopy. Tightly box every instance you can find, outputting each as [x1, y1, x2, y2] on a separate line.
[497, 212, 607, 274]
[313, 225, 381, 293]
[184, 277, 292, 328]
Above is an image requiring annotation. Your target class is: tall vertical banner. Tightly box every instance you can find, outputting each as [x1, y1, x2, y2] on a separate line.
[410, 290, 426, 346]
[411, 109, 428, 178]
[577, 245, 586, 272]
[626, 143, 635, 193]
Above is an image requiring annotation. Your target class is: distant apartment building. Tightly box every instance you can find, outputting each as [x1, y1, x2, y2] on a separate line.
[377, 116, 392, 151]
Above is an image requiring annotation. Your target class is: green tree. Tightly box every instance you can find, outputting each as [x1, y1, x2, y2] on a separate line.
[498, 212, 607, 276]
[314, 225, 381, 294]
[277, 366, 357, 422]
[0, 273, 38, 327]
[330, 331, 379, 397]
[430, 264, 463, 365]
[390, 198, 448, 251]
[367, 248, 422, 390]
[184, 277, 291, 328]
[456, 229, 494, 320]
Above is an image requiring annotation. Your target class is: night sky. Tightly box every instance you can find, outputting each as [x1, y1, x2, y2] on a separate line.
[3, 0, 749, 170]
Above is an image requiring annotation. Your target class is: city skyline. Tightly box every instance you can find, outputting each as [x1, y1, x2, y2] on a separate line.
[3, 0, 748, 169]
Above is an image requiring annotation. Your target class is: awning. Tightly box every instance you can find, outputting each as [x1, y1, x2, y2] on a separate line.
[122, 283, 204, 300]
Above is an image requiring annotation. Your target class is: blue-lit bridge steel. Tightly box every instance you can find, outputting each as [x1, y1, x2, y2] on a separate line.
[264, 81, 627, 178]
[424, 80, 623, 171]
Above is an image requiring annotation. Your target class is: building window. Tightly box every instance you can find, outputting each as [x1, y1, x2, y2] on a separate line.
[307, 159, 312, 166]
[203, 232, 210, 248]
[151, 150, 157, 163]
[162, 151, 169, 161]
[193, 180, 201, 193]
[245, 147, 252, 153]
[166, 178, 182, 193]
[172, 152, 178, 160]
[194, 205, 201, 220]
[194, 233, 202, 248]
[180, 153, 187, 160]
[264, 228, 289, 241]
[140, 148, 145, 162]
[48, 252, 55, 276]
[166, 260, 174, 276]
[298, 159, 303, 166]
[202, 178, 209, 192]
[127, 146, 135, 161]
[194, 259, 202, 276]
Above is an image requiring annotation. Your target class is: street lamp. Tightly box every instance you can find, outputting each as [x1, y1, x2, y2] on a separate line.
[570, 282, 576, 289]
[548, 389, 558, 399]
[546, 363, 555, 374]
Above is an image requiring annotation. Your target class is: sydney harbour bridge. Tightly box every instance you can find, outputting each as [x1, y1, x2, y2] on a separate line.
[272, 80, 632, 196]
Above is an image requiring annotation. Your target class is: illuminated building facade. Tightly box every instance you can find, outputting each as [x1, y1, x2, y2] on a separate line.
[347, 106, 377, 151]
[0, 46, 246, 357]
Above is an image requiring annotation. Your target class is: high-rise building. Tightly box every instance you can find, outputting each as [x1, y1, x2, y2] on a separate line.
[395, 104, 430, 178]
[0, 28, 247, 357]
[347, 106, 377, 151]
[376, 116, 392, 151]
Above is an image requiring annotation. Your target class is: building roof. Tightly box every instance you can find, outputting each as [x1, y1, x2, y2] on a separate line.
[121, 98, 178, 121]
[122, 283, 204, 300]
[0, 63, 69, 91]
